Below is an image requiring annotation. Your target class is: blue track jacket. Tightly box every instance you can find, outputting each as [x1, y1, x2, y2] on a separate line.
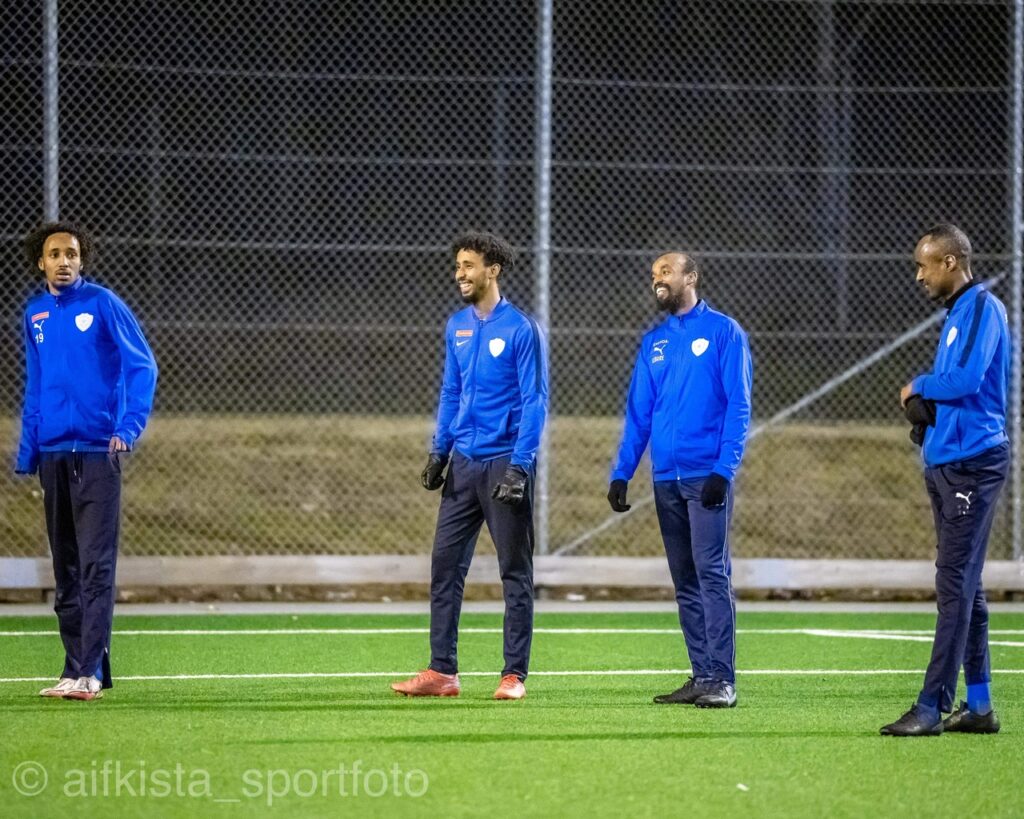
[612, 300, 753, 483]
[16, 277, 158, 474]
[431, 297, 549, 469]
[912, 281, 1008, 468]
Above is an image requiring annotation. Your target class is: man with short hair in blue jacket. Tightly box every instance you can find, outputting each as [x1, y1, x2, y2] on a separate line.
[391, 231, 548, 701]
[16, 222, 158, 701]
[609, 251, 752, 708]
[882, 225, 1009, 737]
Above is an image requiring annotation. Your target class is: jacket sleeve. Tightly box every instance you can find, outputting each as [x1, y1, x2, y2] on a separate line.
[510, 317, 549, 470]
[430, 320, 460, 456]
[15, 313, 41, 474]
[104, 293, 158, 447]
[914, 294, 1003, 402]
[712, 323, 753, 481]
[610, 341, 655, 482]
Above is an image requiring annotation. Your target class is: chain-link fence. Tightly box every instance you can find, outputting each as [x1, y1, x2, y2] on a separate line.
[1, 0, 1020, 565]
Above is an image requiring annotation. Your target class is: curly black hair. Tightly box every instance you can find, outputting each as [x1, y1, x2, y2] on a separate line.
[451, 231, 516, 277]
[23, 221, 95, 271]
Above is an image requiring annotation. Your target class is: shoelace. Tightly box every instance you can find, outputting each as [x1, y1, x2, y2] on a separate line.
[499, 675, 520, 688]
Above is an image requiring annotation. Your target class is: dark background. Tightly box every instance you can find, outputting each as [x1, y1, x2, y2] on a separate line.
[0, 0, 1014, 417]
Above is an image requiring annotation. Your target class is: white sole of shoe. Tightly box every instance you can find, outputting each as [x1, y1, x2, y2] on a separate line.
[63, 690, 103, 701]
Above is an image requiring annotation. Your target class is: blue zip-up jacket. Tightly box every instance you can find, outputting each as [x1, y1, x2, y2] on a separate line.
[911, 281, 1008, 468]
[431, 297, 549, 469]
[16, 277, 158, 474]
[611, 300, 753, 483]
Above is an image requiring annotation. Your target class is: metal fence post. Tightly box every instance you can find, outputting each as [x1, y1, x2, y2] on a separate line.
[1010, 0, 1023, 561]
[43, 0, 60, 221]
[532, 0, 554, 555]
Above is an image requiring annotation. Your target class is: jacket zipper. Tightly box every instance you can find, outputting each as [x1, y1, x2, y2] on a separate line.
[468, 317, 484, 451]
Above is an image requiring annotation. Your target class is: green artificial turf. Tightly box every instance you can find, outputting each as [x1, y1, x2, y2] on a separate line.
[1, 610, 1023, 817]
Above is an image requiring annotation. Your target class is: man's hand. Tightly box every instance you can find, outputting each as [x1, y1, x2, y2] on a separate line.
[607, 479, 630, 513]
[109, 436, 129, 453]
[701, 473, 730, 509]
[903, 395, 936, 427]
[420, 453, 448, 491]
[899, 382, 915, 407]
[492, 465, 529, 505]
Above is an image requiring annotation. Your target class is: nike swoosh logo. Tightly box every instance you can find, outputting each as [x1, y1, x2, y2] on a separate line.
[456, 340, 470, 347]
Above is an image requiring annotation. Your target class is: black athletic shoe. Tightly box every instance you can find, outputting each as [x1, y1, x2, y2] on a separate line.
[880, 704, 943, 737]
[942, 702, 1000, 734]
[653, 677, 709, 704]
[694, 680, 736, 708]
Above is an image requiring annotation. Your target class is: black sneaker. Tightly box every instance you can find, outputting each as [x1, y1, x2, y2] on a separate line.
[694, 680, 736, 708]
[880, 704, 943, 736]
[942, 702, 1000, 734]
[653, 677, 709, 704]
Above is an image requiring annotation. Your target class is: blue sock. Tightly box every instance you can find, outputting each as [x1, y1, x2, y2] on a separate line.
[967, 682, 991, 715]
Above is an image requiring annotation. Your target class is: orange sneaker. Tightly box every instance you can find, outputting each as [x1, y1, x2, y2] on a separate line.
[390, 669, 460, 697]
[494, 674, 526, 700]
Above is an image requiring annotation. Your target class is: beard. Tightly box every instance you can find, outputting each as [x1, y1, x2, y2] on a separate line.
[459, 281, 484, 304]
[655, 288, 683, 313]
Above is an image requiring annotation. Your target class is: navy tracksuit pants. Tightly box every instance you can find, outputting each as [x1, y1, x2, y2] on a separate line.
[654, 478, 737, 684]
[429, 452, 535, 680]
[918, 441, 1008, 713]
[39, 451, 122, 688]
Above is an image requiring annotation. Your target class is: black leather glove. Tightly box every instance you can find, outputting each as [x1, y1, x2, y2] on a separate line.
[701, 473, 730, 509]
[910, 424, 927, 447]
[491, 465, 529, 505]
[904, 395, 936, 427]
[420, 453, 448, 491]
[607, 479, 631, 513]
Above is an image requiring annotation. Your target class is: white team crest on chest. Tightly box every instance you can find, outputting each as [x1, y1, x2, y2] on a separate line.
[946, 326, 958, 347]
[75, 313, 94, 332]
[489, 338, 506, 357]
[691, 338, 709, 356]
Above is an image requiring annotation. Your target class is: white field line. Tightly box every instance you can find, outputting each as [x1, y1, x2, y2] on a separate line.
[7, 668, 1024, 684]
[801, 628, 1024, 649]
[4, 627, 1024, 637]
[0, 628, 687, 637]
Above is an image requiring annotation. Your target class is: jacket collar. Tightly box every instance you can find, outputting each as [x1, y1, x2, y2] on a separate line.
[667, 298, 707, 326]
[944, 279, 980, 312]
[472, 296, 509, 322]
[45, 276, 87, 303]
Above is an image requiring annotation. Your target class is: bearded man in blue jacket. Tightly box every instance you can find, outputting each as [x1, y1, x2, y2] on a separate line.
[882, 225, 1009, 737]
[391, 232, 548, 701]
[609, 251, 752, 708]
[16, 222, 158, 701]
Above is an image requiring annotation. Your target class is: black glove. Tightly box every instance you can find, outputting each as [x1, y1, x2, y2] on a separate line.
[491, 465, 529, 505]
[909, 424, 927, 447]
[904, 395, 936, 427]
[607, 479, 631, 513]
[420, 453, 448, 491]
[701, 473, 730, 509]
